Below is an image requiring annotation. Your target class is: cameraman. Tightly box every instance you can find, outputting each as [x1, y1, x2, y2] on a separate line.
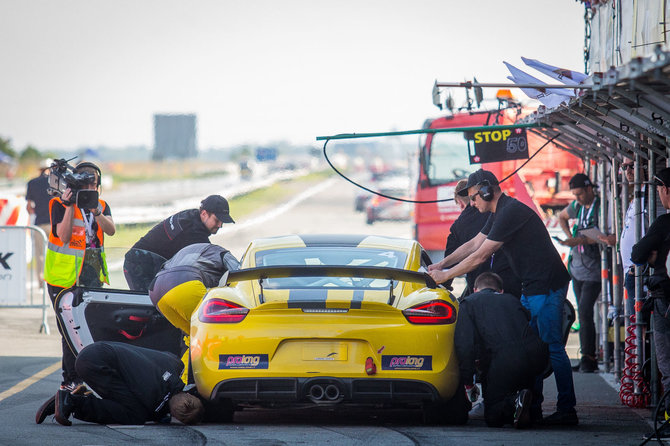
[44, 161, 116, 391]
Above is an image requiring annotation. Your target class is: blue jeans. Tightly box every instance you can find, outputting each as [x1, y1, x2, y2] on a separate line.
[521, 284, 576, 413]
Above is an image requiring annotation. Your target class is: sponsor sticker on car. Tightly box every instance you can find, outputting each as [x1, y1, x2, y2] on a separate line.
[381, 355, 432, 370]
[219, 354, 269, 369]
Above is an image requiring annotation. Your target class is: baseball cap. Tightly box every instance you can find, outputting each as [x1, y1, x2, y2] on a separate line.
[652, 167, 670, 187]
[201, 195, 235, 223]
[454, 179, 469, 199]
[568, 173, 593, 189]
[457, 169, 499, 196]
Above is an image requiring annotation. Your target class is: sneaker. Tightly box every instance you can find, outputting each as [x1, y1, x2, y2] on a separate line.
[468, 401, 485, 420]
[54, 390, 74, 426]
[35, 395, 55, 424]
[513, 389, 532, 429]
[543, 409, 579, 426]
[644, 422, 670, 439]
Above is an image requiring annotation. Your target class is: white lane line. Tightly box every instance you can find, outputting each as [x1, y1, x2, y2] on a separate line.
[218, 178, 338, 235]
[0, 361, 60, 403]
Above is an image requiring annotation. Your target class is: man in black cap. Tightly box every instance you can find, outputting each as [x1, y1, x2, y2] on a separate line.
[123, 195, 235, 291]
[428, 168, 576, 425]
[557, 173, 603, 373]
[632, 167, 670, 439]
[444, 179, 521, 299]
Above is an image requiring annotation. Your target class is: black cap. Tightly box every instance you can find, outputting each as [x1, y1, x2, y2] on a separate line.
[200, 195, 235, 223]
[568, 173, 593, 189]
[457, 169, 499, 196]
[653, 167, 670, 187]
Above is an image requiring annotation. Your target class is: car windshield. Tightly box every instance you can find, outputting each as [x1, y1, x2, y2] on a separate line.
[426, 131, 478, 186]
[254, 247, 408, 289]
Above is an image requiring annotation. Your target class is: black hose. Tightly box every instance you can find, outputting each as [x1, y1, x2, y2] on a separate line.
[322, 133, 560, 204]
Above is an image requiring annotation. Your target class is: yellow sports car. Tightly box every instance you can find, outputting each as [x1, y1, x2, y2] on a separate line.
[189, 234, 468, 424]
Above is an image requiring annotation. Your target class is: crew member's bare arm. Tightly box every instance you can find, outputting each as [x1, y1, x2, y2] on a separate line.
[428, 232, 487, 272]
[429, 239, 503, 284]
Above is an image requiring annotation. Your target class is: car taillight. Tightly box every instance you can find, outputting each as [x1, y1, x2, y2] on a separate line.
[402, 300, 456, 325]
[198, 299, 249, 323]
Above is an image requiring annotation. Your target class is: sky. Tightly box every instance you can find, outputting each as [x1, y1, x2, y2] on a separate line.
[0, 0, 586, 151]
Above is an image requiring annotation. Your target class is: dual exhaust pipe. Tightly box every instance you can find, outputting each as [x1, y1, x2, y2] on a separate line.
[307, 383, 342, 403]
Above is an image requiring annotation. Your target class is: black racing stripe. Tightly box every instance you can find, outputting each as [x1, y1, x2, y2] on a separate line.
[351, 290, 364, 309]
[298, 234, 368, 247]
[288, 289, 328, 305]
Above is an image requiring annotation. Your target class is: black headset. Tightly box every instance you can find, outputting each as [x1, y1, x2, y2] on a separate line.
[75, 161, 102, 187]
[477, 180, 495, 202]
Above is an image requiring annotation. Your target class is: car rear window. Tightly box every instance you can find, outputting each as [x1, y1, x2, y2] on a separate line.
[254, 247, 408, 289]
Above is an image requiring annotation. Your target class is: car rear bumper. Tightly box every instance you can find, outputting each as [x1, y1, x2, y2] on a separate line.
[211, 377, 440, 405]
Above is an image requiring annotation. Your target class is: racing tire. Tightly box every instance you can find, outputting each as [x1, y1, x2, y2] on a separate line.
[202, 398, 235, 423]
[422, 383, 470, 425]
[366, 211, 375, 225]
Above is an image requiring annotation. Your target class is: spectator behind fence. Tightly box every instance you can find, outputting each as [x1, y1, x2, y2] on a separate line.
[25, 159, 53, 279]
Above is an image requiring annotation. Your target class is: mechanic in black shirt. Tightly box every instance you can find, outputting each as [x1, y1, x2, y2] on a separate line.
[455, 272, 548, 428]
[446, 180, 522, 299]
[632, 167, 670, 429]
[429, 169, 576, 426]
[123, 195, 235, 291]
[50, 341, 204, 426]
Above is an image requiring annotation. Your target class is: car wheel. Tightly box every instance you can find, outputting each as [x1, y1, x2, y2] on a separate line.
[202, 398, 235, 423]
[366, 211, 375, 225]
[422, 382, 470, 425]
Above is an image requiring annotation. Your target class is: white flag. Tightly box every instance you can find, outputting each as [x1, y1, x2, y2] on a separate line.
[521, 57, 588, 86]
[504, 62, 573, 108]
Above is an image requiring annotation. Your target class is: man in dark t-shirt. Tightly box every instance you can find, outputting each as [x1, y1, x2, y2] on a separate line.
[429, 169, 576, 426]
[444, 179, 521, 298]
[123, 195, 235, 291]
[632, 167, 670, 436]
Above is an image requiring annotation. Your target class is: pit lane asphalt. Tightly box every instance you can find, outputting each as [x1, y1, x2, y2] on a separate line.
[0, 177, 654, 445]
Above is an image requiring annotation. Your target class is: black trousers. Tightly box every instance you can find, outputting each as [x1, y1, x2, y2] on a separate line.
[73, 343, 150, 425]
[572, 278, 602, 358]
[481, 341, 548, 427]
[47, 284, 79, 386]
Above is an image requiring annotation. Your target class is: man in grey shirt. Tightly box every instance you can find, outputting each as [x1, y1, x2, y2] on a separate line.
[558, 173, 602, 373]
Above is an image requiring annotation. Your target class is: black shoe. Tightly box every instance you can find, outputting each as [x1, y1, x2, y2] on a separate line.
[579, 356, 598, 373]
[513, 389, 532, 429]
[54, 390, 74, 426]
[530, 408, 543, 425]
[543, 409, 579, 426]
[644, 422, 670, 439]
[35, 395, 55, 424]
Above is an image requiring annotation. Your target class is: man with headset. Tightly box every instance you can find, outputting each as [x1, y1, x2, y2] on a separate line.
[428, 169, 576, 426]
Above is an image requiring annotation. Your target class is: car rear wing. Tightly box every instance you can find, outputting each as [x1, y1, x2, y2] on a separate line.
[223, 265, 438, 289]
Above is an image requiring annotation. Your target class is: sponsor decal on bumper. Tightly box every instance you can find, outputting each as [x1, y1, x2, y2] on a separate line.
[219, 354, 269, 369]
[381, 355, 432, 370]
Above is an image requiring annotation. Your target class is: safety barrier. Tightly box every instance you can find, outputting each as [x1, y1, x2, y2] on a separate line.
[0, 225, 50, 334]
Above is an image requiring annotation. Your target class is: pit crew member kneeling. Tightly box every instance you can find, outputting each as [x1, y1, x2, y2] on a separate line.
[51, 341, 204, 426]
[455, 273, 548, 428]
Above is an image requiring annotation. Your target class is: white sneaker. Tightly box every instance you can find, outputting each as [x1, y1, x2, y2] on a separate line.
[468, 401, 485, 420]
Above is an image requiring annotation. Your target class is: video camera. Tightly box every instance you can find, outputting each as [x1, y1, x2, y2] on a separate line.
[47, 158, 99, 209]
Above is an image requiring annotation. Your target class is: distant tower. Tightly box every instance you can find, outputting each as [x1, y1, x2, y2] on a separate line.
[153, 114, 197, 160]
